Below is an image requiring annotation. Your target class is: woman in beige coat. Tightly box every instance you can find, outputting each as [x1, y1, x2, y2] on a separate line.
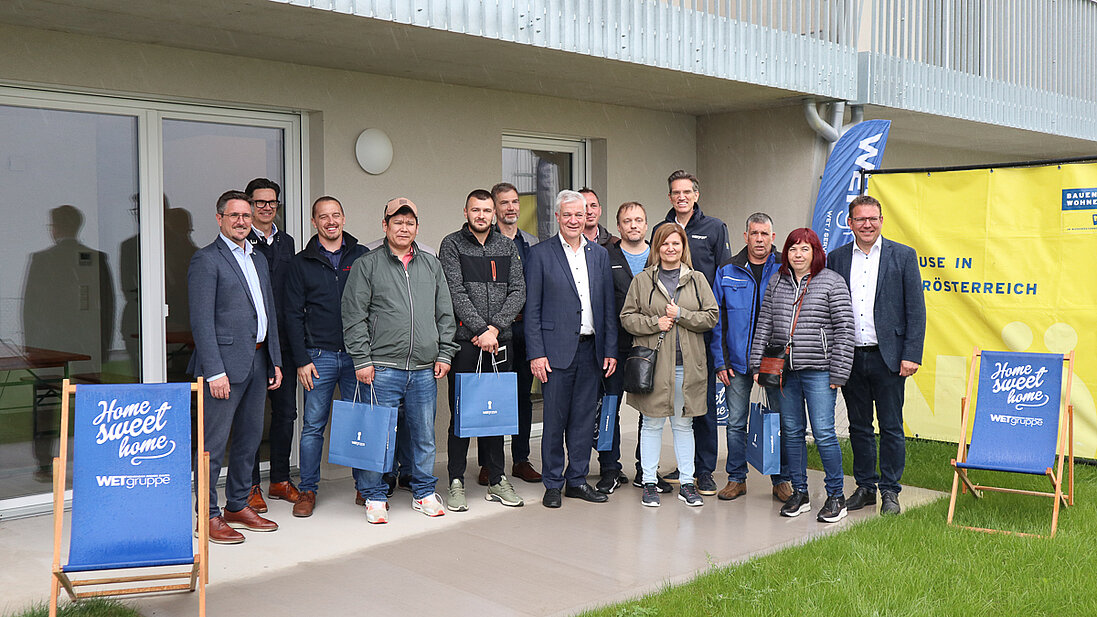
[620, 223, 718, 507]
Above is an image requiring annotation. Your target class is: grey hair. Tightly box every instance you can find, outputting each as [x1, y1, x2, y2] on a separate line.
[744, 212, 774, 232]
[555, 189, 586, 213]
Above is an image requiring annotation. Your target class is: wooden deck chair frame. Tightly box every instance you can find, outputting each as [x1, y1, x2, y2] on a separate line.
[49, 378, 209, 616]
[946, 348, 1075, 538]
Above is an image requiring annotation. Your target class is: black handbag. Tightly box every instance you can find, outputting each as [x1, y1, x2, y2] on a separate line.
[623, 332, 665, 394]
[623, 271, 683, 394]
[756, 275, 811, 389]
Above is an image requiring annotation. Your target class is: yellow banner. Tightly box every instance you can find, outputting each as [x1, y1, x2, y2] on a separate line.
[866, 161, 1097, 456]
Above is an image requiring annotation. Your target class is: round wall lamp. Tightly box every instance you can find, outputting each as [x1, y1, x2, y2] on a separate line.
[355, 128, 393, 175]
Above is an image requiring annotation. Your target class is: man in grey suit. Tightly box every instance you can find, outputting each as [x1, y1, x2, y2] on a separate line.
[188, 190, 284, 544]
[826, 195, 926, 516]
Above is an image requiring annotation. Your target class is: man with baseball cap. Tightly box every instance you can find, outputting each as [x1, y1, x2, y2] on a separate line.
[342, 197, 459, 524]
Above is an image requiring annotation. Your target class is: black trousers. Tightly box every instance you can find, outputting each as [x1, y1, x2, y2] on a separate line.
[447, 341, 510, 485]
[252, 348, 297, 485]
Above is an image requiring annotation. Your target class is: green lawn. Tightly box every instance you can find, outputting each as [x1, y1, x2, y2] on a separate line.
[584, 438, 1097, 617]
[3, 599, 141, 617]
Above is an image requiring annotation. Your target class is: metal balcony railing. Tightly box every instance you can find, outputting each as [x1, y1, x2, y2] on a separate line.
[861, 0, 1097, 141]
[279, 0, 862, 100]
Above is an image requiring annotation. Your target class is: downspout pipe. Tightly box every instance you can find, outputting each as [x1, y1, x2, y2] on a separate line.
[803, 98, 840, 145]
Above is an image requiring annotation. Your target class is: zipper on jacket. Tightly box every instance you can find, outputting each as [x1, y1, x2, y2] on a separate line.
[404, 265, 414, 370]
[820, 328, 829, 359]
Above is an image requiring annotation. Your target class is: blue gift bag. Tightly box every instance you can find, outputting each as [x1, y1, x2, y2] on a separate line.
[328, 392, 398, 473]
[596, 394, 619, 451]
[746, 400, 781, 475]
[455, 371, 519, 438]
[715, 382, 729, 427]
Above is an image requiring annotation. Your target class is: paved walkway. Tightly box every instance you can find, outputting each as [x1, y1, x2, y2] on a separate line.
[0, 404, 939, 616]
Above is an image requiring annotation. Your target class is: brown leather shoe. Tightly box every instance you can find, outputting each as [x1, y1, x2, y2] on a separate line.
[247, 485, 267, 513]
[477, 466, 490, 486]
[717, 480, 746, 501]
[268, 480, 301, 503]
[772, 481, 794, 503]
[224, 506, 278, 532]
[355, 491, 366, 506]
[205, 516, 245, 545]
[512, 461, 542, 483]
[293, 490, 316, 517]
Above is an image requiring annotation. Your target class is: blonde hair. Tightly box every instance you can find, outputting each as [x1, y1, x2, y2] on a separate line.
[647, 223, 693, 269]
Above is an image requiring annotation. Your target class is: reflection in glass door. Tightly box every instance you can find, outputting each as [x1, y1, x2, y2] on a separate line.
[0, 104, 139, 500]
[160, 119, 285, 383]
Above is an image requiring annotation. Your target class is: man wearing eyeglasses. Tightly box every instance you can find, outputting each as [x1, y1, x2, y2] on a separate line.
[243, 178, 301, 513]
[188, 190, 283, 544]
[827, 195, 925, 516]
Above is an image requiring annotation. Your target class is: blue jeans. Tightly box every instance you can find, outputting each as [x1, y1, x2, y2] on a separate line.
[298, 348, 358, 493]
[640, 366, 695, 485]
[723, 372, 790, 485]
[352, 367, 438, 501]
[779, 369, 844, 497]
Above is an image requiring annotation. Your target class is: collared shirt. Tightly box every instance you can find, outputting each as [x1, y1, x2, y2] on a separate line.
[559, 233, 595, 336]
[219, 233, 268, 344]
[251, 223, 278, 246]
[849, 235, 882, 345]
[318, 238, 345, 270]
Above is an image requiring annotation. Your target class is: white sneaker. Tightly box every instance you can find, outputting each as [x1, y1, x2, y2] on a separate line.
[365, 500, 389, 524]
[412, 493, 446, 517]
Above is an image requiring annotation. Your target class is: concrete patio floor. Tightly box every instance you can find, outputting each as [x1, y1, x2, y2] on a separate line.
[0, 403, 941, 616]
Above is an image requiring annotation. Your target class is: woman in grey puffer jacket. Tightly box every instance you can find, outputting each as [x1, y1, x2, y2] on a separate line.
[751, 228, 853, 524]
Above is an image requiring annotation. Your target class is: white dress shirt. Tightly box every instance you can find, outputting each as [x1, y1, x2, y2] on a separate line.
[220, 233, 268, 343]
[559, 234, 596, 336]
[252, 223, 278, 245]
[849, 235, 882, 346]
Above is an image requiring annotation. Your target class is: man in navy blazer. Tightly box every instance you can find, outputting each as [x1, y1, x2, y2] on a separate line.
[525, 190, 618, 508]
[188, 190, 284, 544]
[827, 195, 925, 516]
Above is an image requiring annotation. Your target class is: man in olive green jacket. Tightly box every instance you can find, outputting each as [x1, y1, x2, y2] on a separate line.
[341, 197, 458, 524]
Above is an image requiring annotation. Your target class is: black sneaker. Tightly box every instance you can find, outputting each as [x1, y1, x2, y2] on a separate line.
[880, 490, 901, 515]
[817, 494, 848, 523]
[695, 473, 718, 496]
[846, 486, 877, 511]
[678, 483, 704, 507]
[633, 472, 674, 494]
[662, 469, 681, 483]
[383, 473, 397, 498]
[596, 471, 622, 494]
[641, 483, 660, 507]
[779, 490, 811, 517]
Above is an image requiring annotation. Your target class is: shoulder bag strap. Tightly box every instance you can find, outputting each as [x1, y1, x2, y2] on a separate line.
[785, 274, 812, 352]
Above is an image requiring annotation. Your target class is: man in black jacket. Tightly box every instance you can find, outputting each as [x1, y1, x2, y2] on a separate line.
[439, 190, 527, 511]
[244, 178, 300, 512]
[650, 170, 732, 496]
[282, 196, 369, 517]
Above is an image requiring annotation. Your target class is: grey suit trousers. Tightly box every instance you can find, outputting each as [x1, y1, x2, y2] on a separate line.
[202, 349, 269, 518]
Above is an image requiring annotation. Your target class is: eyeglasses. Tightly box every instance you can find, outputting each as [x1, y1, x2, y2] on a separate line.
[222, 212, 252, 221]
[253, 200, 280, 210]
[850, 216, 881, 224]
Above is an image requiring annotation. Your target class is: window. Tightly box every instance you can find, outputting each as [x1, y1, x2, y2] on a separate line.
[501, 134, 587, 241]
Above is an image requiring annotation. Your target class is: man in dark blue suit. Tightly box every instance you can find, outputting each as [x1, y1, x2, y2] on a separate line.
[827, 195, 926, 516]
[188, 190, 284, 544]
[525, 190, 618, 508]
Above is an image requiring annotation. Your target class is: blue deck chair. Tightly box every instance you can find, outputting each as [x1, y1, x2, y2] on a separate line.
[49, 379, 208, 617]
[947, 348, 1075, 538]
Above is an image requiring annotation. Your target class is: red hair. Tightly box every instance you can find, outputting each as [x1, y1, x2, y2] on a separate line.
[779, 228, 826, 277]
